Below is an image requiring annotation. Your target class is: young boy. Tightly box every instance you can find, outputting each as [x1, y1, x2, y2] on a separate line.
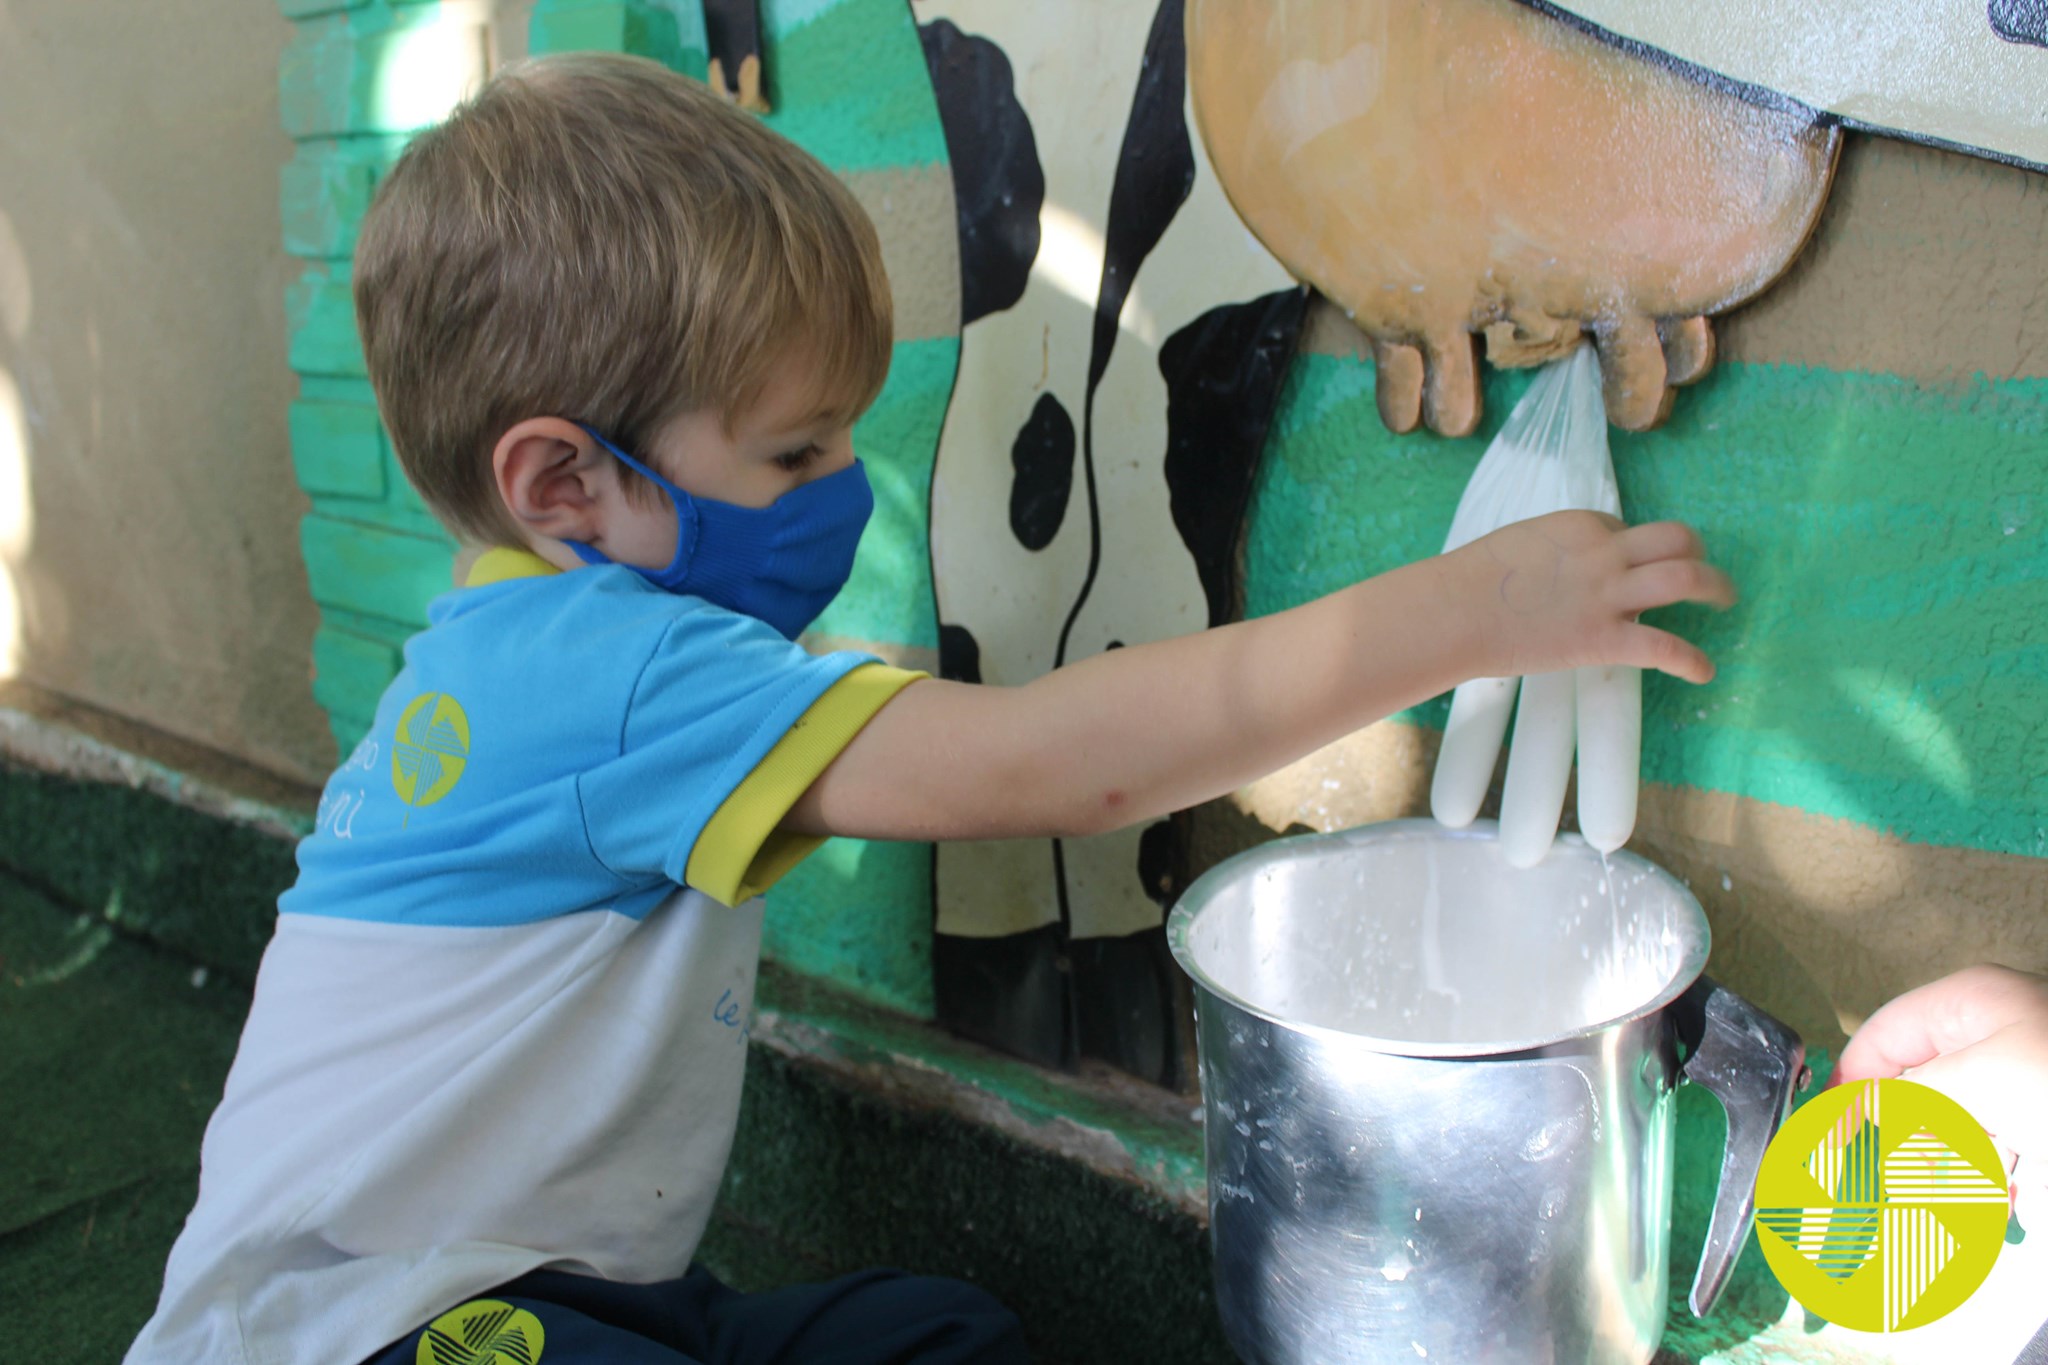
[128, 51, 1734, 1365]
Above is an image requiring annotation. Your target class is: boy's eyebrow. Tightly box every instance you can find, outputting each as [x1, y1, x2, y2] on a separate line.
[777, 402, 852, 435]
[747, 414, 833, 453]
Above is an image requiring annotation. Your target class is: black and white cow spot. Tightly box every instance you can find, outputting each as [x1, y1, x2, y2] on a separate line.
[919, 19, 1044, 326]
[1009, 392, 1075, 551]
[1161, 290, 1312, 627]
[918, 0, 1306, 1081]
[1990, 0, 2048, 46]
[938, 622, 983, 685]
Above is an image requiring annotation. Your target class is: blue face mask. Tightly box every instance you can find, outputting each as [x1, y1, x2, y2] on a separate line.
[566, 424, 873, 640]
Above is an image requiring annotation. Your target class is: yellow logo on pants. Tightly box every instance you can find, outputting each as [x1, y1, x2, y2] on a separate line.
[393, 691, 471, 818]
[1754, 1078, 2008, 1332]
[417, 1298, 544, 1364]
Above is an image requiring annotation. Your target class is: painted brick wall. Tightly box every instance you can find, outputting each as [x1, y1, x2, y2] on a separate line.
[279, 2, 465, 752]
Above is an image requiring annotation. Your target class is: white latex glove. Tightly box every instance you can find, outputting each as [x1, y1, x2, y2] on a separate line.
[1430, 346, 1641, 866]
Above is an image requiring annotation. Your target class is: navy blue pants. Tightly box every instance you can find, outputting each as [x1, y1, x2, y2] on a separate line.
[361, 1266, 1027, 1364]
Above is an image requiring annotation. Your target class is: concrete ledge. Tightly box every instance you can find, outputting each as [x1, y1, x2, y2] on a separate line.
[0, 680, 317, 841]
[0, 682, 310, 982]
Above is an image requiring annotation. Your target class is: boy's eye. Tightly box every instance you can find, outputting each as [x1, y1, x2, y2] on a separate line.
[773, 444, 821, 472]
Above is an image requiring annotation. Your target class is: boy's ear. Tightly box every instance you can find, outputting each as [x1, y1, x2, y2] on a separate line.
[493, 418, 612, 543]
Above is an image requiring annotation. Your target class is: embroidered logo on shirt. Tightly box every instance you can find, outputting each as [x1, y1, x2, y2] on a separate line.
[417, 1298, 544, 1364]
[393, 692, 471, 822]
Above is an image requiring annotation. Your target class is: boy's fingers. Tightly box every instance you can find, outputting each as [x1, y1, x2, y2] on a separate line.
[1899, 1028, 2048, 1169]
[1836, 965, 2048, 1084]
[1623, 623, 1715, 684]
[1615, 559, 1738, 614]
[1619, 520, 1704, 566]
[1836, 984, 1964, 1083]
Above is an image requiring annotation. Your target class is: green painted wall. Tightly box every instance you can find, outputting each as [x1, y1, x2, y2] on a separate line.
[741, 0, 2046, 1015]
[758, 0, 949, 171]
[745, 3, 954, 1018]
[1246, 356, 2047, 859]
[761, 336, 956, 1019]
[531, 0, 710, 74]
[279, 0, 473, 752]
[811, 336, 954, 653]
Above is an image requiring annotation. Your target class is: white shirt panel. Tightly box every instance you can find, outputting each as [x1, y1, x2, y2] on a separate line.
[126, 889, 759, 1365]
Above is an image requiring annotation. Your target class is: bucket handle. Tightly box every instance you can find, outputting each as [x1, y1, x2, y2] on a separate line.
[1673, 976, 1809, 1317]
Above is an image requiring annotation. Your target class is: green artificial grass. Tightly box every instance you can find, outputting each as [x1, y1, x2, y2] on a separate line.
[0, 874, 245, 1362]
[0, 761, 298, 983]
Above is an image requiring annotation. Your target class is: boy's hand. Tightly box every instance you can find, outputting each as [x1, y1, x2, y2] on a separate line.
[791, 510, 1733, 847]
[1450, 511, 1736, 684]
[1833, 964, 2048, 1217]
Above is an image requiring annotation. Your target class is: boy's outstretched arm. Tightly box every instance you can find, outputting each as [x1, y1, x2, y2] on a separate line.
[783, 511, 1734, 843]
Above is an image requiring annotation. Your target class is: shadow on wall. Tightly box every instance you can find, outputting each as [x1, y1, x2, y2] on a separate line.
[0, 0, 332, 784]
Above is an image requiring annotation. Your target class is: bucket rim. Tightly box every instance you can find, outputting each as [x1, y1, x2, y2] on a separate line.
[1164, 818, 1711, 1058]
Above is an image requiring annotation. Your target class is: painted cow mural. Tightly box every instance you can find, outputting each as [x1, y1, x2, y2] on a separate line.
[1185, 0, 1839, 436]
[888, 0, 2046, 1081]
[1543, 0, 2048, 171]
[914, 0, 1306, 1081]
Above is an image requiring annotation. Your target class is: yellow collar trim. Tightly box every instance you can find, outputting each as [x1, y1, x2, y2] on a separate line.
[465, 548, 562, 587]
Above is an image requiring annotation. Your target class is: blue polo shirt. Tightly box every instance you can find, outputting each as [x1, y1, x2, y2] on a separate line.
[127, 549, 923, 1365]
[288, 547, 920, 922]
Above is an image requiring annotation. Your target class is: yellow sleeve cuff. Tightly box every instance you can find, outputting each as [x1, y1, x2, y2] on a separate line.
[684, 663, 926, 906]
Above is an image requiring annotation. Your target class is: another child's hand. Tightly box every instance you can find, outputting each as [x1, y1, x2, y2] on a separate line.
[1449, 511, 1736, 683]
[1834, 964, 2048, 1217]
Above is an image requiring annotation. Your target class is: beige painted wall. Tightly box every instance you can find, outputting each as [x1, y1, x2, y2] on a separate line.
[0, 0, 333, 785]
[0, 0, 958, 796]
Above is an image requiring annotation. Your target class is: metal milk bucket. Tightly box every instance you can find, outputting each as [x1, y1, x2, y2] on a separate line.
[1167, 820, 1805, 1365]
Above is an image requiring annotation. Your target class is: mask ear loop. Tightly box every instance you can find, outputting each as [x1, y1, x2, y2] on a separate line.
[567, 423, 699, 581]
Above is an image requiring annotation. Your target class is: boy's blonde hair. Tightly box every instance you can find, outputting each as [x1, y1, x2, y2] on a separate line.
[354, 52, 894, 546]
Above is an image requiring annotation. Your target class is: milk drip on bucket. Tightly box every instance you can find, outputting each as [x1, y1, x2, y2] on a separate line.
[1430, 344, 1641, 866]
